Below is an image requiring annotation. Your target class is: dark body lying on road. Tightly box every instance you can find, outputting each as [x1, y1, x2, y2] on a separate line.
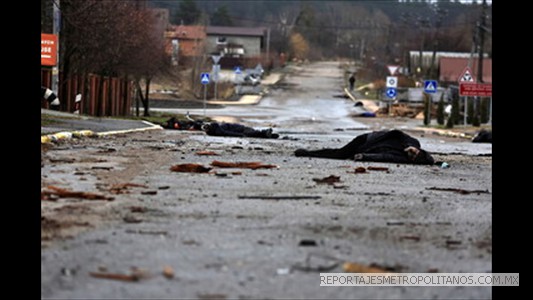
[203, 122, 279, 139]
[295, 129, 435, 165]
[162, 118, 279, 139]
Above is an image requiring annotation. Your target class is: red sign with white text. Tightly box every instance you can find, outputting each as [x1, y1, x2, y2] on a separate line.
[41, 33, 58, 66]
[459, 83, 492, 97]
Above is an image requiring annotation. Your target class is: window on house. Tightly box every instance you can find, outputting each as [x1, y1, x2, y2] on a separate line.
[216, 37, 227, 44]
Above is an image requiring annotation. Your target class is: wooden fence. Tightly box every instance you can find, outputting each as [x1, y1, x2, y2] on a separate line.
[41, 69, 134, 116]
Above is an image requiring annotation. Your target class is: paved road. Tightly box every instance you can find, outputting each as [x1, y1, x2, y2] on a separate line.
[153, 62, 369, 134]
[41, 61, 492, 299]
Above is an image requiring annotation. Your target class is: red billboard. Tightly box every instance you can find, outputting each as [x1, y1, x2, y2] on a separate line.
[41, 34, 58, 66]
[459, 83, 492, 97]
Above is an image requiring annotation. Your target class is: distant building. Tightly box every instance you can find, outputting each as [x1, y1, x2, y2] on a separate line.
[439, 57, 492, 84]
[205, 26, 268, 58]
[165, 25, 206, 65]
[408, 51, 489, 75]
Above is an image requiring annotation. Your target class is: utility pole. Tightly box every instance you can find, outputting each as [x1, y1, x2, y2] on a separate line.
[52, 0, 60, 104]
[473, 0, 487, 126]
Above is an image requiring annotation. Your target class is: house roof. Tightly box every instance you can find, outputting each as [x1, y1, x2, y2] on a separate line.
[206, 26, 266, 37]
[439, 57, 492, 83]
[168, 25, 206, 40]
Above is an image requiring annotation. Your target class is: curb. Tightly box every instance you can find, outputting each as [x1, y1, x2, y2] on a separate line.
[410, 127, 474, 140]
[41, 121, 163, 144]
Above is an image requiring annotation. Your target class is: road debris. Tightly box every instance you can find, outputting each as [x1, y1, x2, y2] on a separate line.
[426, 187, 490, 195]
[141, 190, 158, 195]
[197, 293, 227, 300]
[110, 183, 149, 194]
[276, 268, 291, 275]
[42, 186, 114, 201]
[125, 229, 168, 235]
[89, 268, 150, 282]
[313, 175, 341, 185]
[210, 160, 278, 170]
[292, 253, 340, 272]
[129, 206, 148, 213]
[298, 239, 318, 246]
[91, 166, 114, 170]
[386, 221, 405, 226]
[123, 216, 143, 223]
[343, 262, 391, 273]
[367, 166, 390, 172]
[162, 266, 175, 279]
[238, 195, 322, 200]
[49, 158, 76, 163]
[195, 151, 220, 156]
[170, 163, 212, 173]
[400, 235, 421, 242]
[354, 167, 367, 173]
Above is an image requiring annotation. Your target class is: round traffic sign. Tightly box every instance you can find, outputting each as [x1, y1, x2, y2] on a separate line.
[386, 87, 397, 98]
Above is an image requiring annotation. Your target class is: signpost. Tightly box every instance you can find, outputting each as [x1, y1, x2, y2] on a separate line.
[387, 65, 399, 76]
[41, 34, 58, 66]
[458, 67, 475, 125]
[424, 80, 437, 94]
[201, 73, 210, 116]
[386, 88, 397, 98]
[386, 76, 398, 88]
[385, 76, 398, 116]
[212, 55, 221, 101]
[459, 83, 492, 97]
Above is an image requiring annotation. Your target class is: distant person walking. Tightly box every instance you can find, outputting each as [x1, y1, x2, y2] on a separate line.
[348, 73, 356, 91]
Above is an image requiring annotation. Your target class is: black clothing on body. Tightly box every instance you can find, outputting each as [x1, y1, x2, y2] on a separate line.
[204, 122, 278, 139]
[294, 129, 434, 165]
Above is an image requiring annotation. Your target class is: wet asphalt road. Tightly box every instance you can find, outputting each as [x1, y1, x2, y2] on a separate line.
[41, 61, 492, 299]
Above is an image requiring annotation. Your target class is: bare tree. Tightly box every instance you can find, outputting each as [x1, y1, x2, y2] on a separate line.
[55, 0, 169, 116]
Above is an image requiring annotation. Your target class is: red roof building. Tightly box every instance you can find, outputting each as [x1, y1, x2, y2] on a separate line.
[165, 25, 206, 58]
[439, 57, 492, 84]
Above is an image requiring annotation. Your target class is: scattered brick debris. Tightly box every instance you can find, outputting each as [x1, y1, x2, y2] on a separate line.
[170, 163, 212, 173]
[162, 266, 175, 279]
[42, 186, 114, 201]
[210, 160, 278, 170]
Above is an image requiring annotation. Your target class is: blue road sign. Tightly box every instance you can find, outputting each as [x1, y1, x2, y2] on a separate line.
[386, 87, 397, 98]
[424, 80, 438, 93]
[234, 66, 242, 74]
[200, 73, 210, 84]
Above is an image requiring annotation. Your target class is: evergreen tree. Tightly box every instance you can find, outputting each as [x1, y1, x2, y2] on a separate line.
[467, 98, 474, 125]
[175, 0, 201, 25]
[211, 5, 233, 26]
[437, 93, 445, 125]
[424, 94, 431, 126]
[480, 98, 489, 124]
[452, 94, 460, 124]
